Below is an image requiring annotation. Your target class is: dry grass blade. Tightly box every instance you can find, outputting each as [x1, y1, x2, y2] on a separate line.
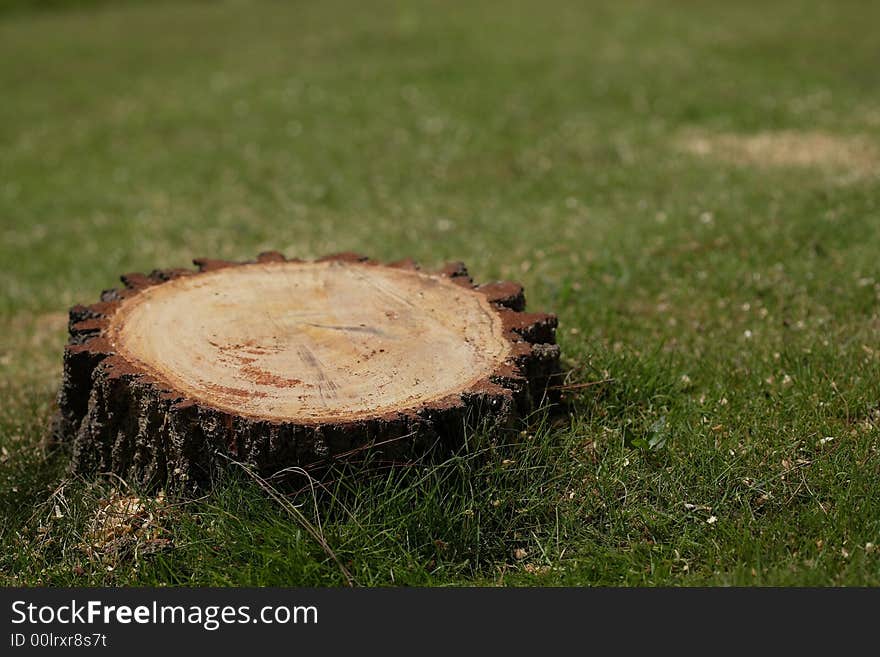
[220, 454, 355, 587]
[551, 378, 615, 391]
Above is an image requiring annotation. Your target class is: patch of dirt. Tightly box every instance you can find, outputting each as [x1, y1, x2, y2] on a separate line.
[677, 130, 879, 178]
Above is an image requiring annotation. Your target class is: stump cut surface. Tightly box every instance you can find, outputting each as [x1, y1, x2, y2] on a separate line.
[109, 260, 511, 422]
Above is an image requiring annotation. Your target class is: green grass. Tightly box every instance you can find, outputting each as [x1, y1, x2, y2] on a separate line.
[2, 0, 880, 586]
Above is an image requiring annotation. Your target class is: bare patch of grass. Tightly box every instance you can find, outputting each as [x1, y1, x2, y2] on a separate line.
[0, 311, 67, 382]
[677, 130, 879, 178]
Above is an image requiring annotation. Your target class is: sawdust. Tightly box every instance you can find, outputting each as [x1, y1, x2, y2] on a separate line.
[85, 491, 172, 563]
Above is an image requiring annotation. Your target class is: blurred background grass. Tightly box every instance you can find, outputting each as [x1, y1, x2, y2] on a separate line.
[1, 0, 879, 585]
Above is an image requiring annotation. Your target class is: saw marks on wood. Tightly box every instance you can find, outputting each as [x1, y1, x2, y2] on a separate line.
[107, 260, 511, 422]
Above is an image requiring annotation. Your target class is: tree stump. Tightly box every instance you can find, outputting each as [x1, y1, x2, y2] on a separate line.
[55, 253, 560, 490]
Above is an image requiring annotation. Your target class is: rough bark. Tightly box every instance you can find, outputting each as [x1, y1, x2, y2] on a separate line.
[54, 253, 560, 491]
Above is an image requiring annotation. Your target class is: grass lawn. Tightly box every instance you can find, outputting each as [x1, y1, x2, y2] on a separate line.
[2, 0, 880, 586]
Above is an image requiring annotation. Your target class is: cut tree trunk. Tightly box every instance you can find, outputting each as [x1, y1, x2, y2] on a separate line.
[54, 253, 560, 491]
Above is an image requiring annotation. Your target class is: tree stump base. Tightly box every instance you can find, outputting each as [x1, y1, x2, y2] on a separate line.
[55, 253, 560, 491]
